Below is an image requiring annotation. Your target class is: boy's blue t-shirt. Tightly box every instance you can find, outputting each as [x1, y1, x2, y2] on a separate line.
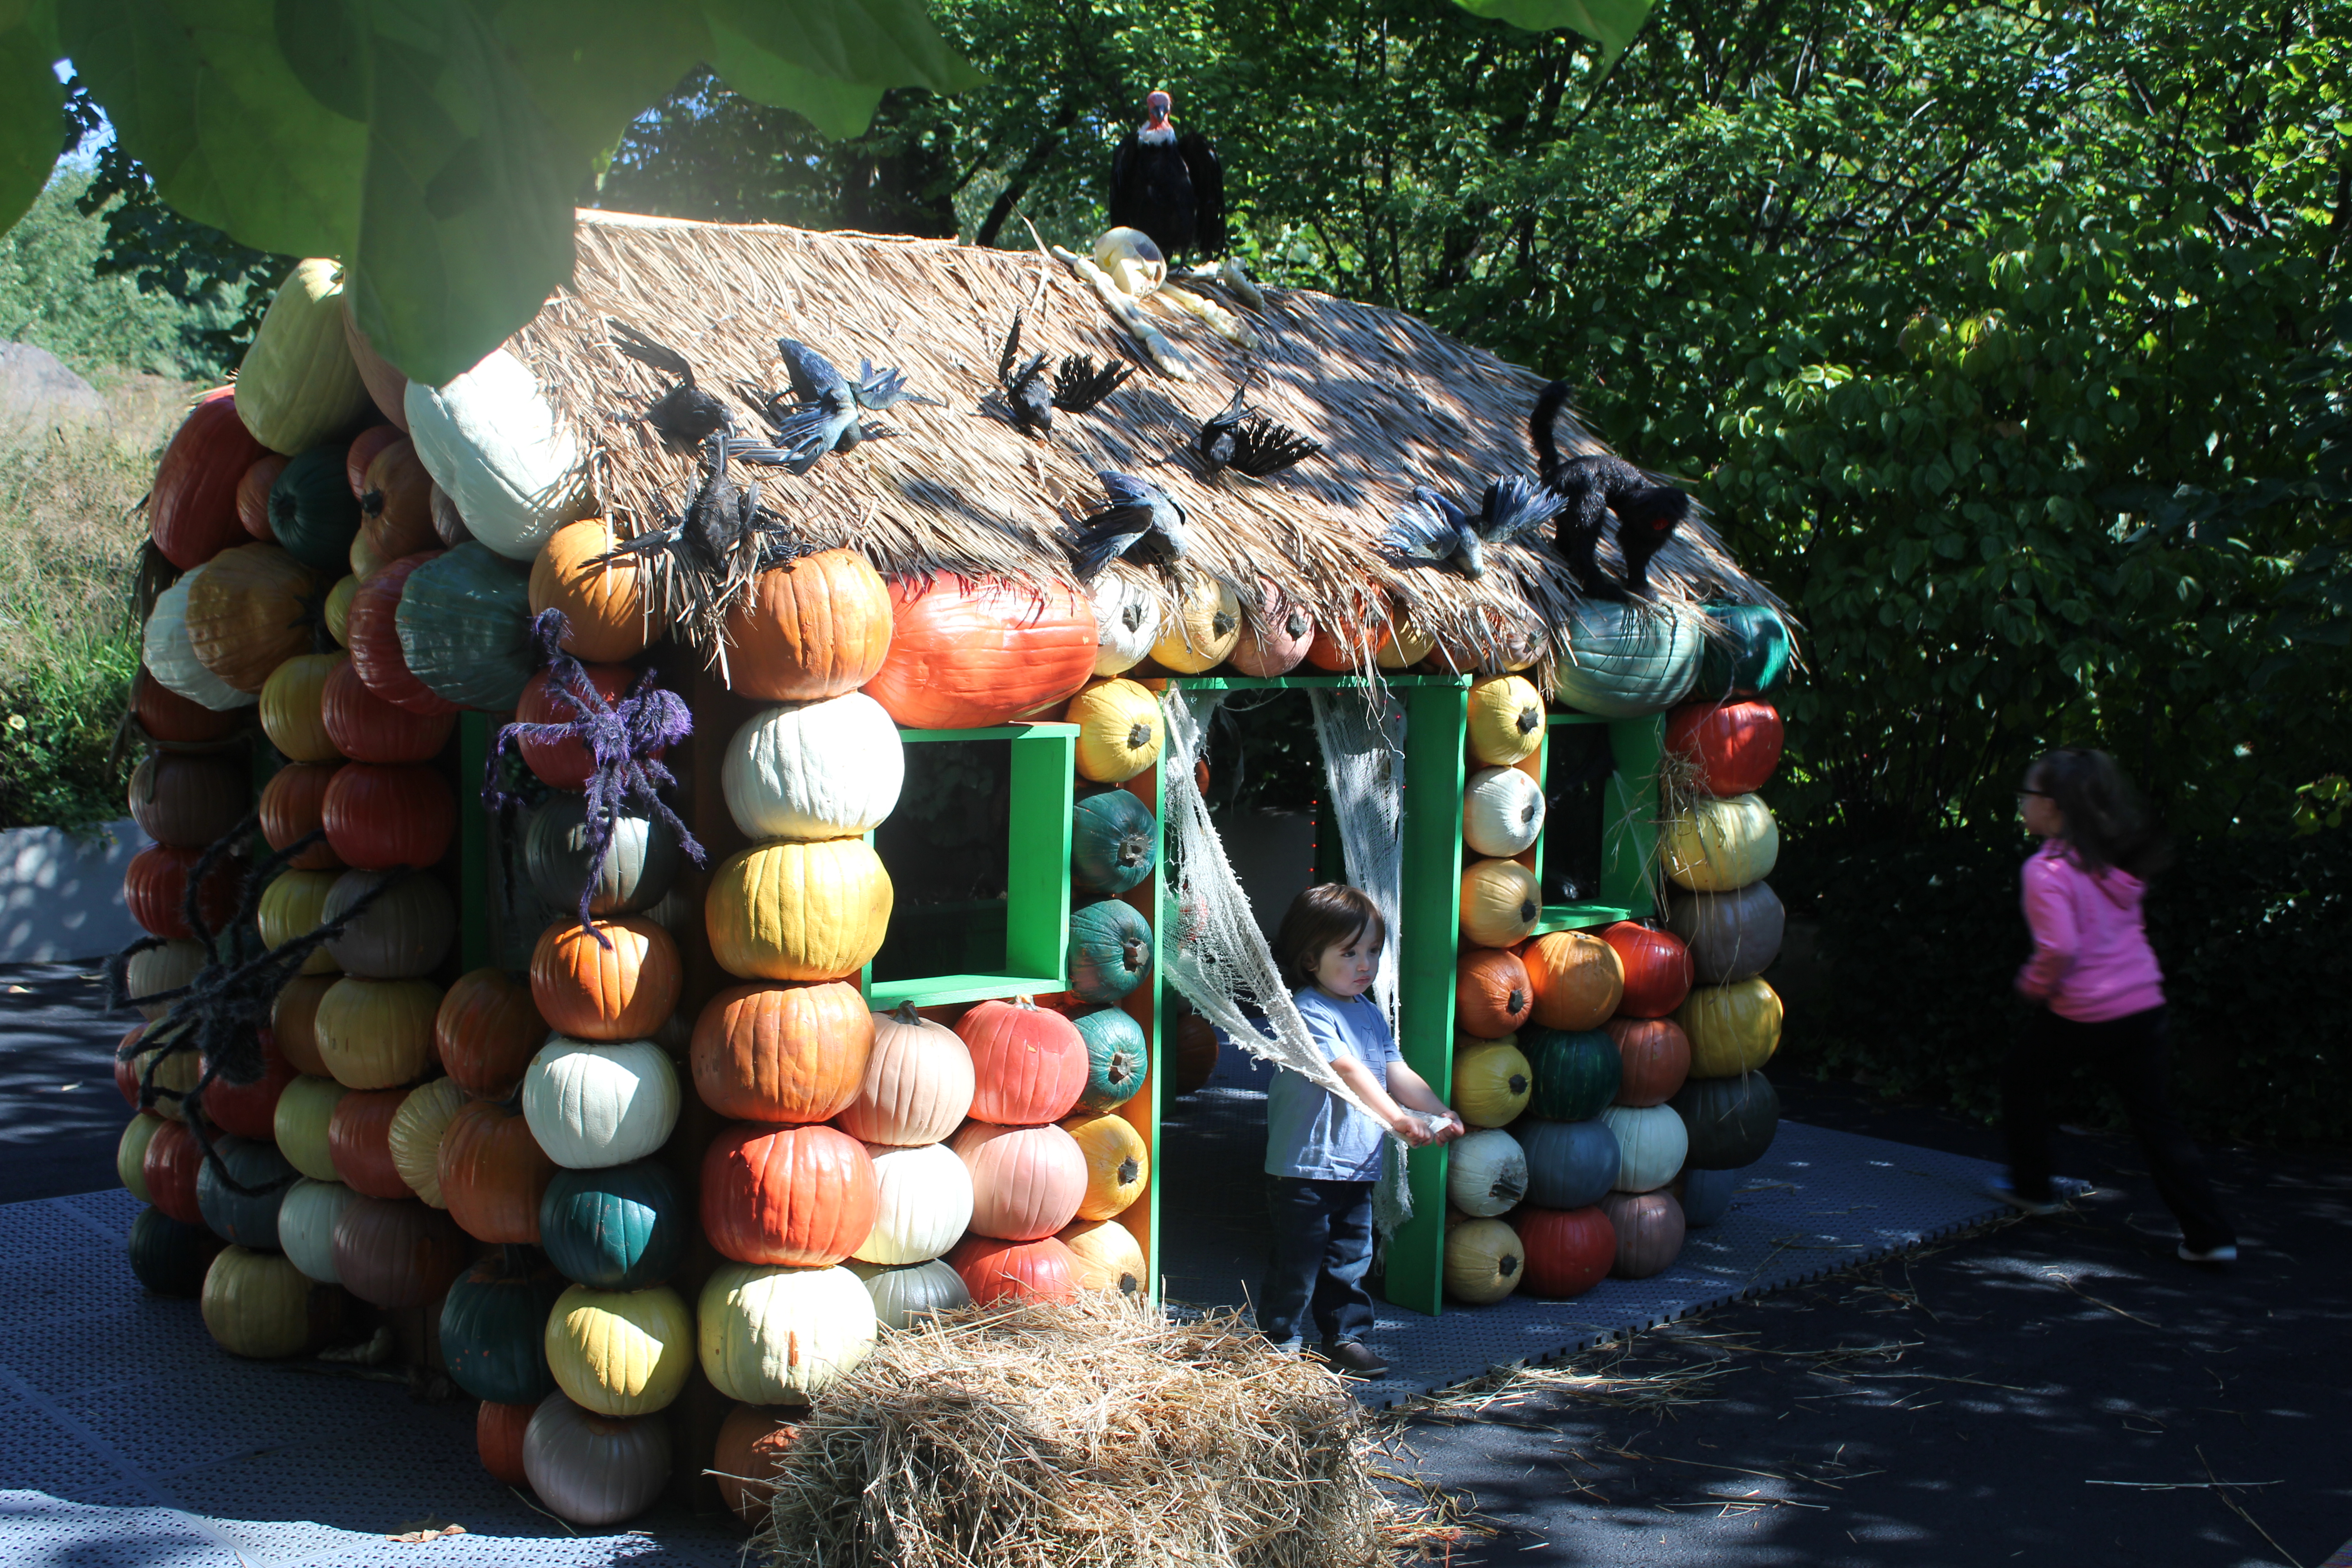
[1264, 988, 1399, 1182]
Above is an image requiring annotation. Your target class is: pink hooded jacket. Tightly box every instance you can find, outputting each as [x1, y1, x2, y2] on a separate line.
[2016, 840, 2166, 1021]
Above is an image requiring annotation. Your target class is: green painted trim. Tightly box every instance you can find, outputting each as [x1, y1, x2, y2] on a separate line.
[1387, 682, 1470, 1319]
[1602, 717, 1666, 918]
[866, 972, 1070, 1008]
[1533, 903, 1634, 935]
[1137, 745, 1167, 1310]
[1171, 674, 1473, 691]
[458, 712, 490, 972]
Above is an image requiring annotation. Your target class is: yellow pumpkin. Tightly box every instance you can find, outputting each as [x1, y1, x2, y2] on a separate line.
[1058, 1110, 1150, 1220]
[544, 1283, 696, 1417]
[257, 871, 342, 975]
[323, 575, 358, 647]
[118, 1113, 162, 1200]
[1059, 1216, 1147, 1296]
[387, 1076, 470, 1206]
[1662, 794, 1779, 892]
[1467, 675, 1545, 767]
[1673, 976, 1784, 1077]
[348, 528, 387, 581]
[125, 1032, 203, 1122]
[1149, 577, 1241, 673]
[259, 653, 346, 763]
[234, 258, 372, 454]
[1450, 1039, 1534, 1128]
[273, 1073, 349, 1181]
[313, 977, 442, 1089]
[1374, 607, 1438, 670]
[1443, 1215, 1526, 1304]
[1069, 679, 1163, 784]
[185, 544, 322, 692]
[202, 1246, 331, 1358]
[1459, 859, 1541, 949]
[706, 839, 893, 982]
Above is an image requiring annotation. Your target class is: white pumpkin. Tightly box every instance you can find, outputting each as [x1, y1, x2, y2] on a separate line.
[521, 1393, 672, 1527]
[1444, 1216, 1526, 1305]
[852, 1142, 974, 1266]
[1462, 766, 1546, 858]
[1089, 573, 1159, 676]
[1445, 1128, 1529, 1218]
[276, 1176, 360, 1284]
[233, 258, 371, 454]
[721, 693, 905, 841]
[697, 1261, 878, 1404]
[143, 574, 257, 711]
[851, 1257, 972, 1330]
[1601, 1103, 1690, 1194]
[522, 1038, 681, 1170]
[405, 348, 590, 561]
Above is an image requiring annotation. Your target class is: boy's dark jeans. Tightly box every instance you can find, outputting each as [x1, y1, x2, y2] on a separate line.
[2001, 1004, 2235, 1253]
[1258, 1175, 1376, 1346]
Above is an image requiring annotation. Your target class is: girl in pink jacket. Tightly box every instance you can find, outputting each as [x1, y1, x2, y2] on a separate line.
[1995, 749, 2235, 1262]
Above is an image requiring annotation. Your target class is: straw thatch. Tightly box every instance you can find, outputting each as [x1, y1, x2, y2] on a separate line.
[512, 209, 1779, 678]
[746, 1294, 1431, 1568]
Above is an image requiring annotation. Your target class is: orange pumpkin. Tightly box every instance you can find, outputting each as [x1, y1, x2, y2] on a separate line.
[345, 426, 402, 500]
[1455, 948, 1534, 1038]
[700, 1122, 878, 1267]
[123, 842, 244, 941]
[328, 1086, 414, 1199]
[237, 454, 288, 542]
[956, 998, 1089, 1126]
[862, 576, 1095, 730]
[530, 917, 682, 1042]
[1521, 931, 1626, 1031]
[184, 544, 322, 693]
[833, 1004, 975, 1146]
[259, 762, 343, 872]
[1606, 1017, 1692, 1108]
[948, 1234, 1080, 1306]
[436, 968, 549, 1100]
[514, 664, 637, 789]
[358, 436, 439, 561]
[528, 519, 652, 662]
[1599, 921, 1695, 1019]
[271, 975, 336, 1076]
[439, 1099, 557, 1244]
[321, 657, 454, 764]
[1304, 599, 1388, 672]
[478, 1401, 534, 1487]
[712, 1403, 799, 1525]
[691, 981, 873, 1123]
[721, 548, 892, 701]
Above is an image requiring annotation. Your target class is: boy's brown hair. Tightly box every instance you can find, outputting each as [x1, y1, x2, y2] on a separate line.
[1274, 882, 1386, 990]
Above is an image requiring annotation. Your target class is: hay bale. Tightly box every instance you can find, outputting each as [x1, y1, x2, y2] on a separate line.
[748, 1293, 1410, 1568]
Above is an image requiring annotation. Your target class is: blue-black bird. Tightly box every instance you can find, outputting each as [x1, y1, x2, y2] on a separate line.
[608, 320, 734, 452]
[746, 339, 942, 475]
[1068, 471, 1191, 580]
[1383, 475, 1562, 578]
[1197, 382, 1320, 478]
[997, 313, 1137, 441]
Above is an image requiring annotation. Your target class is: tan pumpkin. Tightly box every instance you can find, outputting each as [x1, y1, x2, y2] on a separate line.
[1373, 605, 1437, 670]
[202, 1245, 338, 1358]
[528, 519, 652, 662]
[273, 1073, 348, 1181]
[1058, 1110, 1150, 1221]
[1467, 675, 1545, 766]
[272, 974, 337, 1076]
[313, 976, 442, 1089]
[832, 1002, 974, 1146]
[706, 840, 893, 982]
[1459, 859, 1541, 949]
[1058, 1216, 1147, 1296]
[258, 653, 346, 764]
[691, 980, 874, 1123]
[323, 575, 358, 645]
[1149, 576, 1241, 673]
[124, 941, 207, 1020]
[721, 549, 893, 701]
[1662, 794, 1780, 892]
[1068, 679, 1164, 784]
[185, 544, 323, 693]
[387, 1076, 470, 1206]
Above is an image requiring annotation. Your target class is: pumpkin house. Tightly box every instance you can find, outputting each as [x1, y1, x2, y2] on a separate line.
[113, 209, 1795, 1526]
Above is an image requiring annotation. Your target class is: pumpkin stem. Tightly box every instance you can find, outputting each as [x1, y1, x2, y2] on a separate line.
[891, 1001, 924, 1026]
[360, 488, 385, 519]
[1126, 721, 1153, 750]
[1516, 706, 1541, 735]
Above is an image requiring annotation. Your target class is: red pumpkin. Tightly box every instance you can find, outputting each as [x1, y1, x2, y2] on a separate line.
[322, 764, 456, 870]
[259, 763, 345, 872]
[952, 1121, 1088, 1241]
[514, 664, 636, 789]
[436, 969, 549, 1100]
[115, 1024, 145, 1109]
[478, 1401, 534, 1487]
[1598, 922, 1694, 1019]
[1509, 1205, 1617, 1299]
[142, 1116, 205, 1224]
[862, 576, 1096, 730]
[345, 553, 456, 716]
[948, 1234, 1081, 1305]
[150, 387, 267, 569]
[198, 1029, 299, 1139]
[345, 425, 402, 500]
[713, 1402, 799, 1524]
[321, 656, 455, 763]
[1664, 700, 1784, 798]
[128, 751, 249, 849]
[701, 1122, 878, 1267]
[956, 999, 1088, 1126]
[1606, 1017, 1692, 1107]
[439, 1100, 556, 1245]
[328, 1086, 413, 1199]
[236, 454, 288, 541]
[332, 1195, 468, 1308]
[1455, 948, 1534, 1038]
[123, 843, 244, 940]
[690, 981, 873, 1124]
[132, 666, 241, 746]
[529, 917, 682, 1042]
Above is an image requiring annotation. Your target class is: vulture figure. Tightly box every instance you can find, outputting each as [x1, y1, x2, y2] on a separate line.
[1109, 90, 1227, 261]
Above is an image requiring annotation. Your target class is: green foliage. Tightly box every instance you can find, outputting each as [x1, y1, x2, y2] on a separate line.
[0, 618, 135, 834]
[0, 170, 241, 378]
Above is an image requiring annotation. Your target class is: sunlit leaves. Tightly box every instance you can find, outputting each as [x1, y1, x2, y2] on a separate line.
[1451, 0, 1653, 56]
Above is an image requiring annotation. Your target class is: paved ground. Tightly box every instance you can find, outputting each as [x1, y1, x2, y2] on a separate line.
[0, 962, 131, 1202]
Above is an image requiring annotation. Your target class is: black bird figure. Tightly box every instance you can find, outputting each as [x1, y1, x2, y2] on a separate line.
[1108, 89, 1227, 262]
[1197, 382, 1322, 478]
[594, 434, 807, 640]
[608, 320, 735, 452]
[1529, 379, 1691, 599]
[1068, 471, 1191, 580]
[747, 339, 942, 475]
[1382, 475, 1563, 579]
[996, 312, 1137, 441]
[1051, 351, 1134, 415]
[1480, 471, 1566, 544]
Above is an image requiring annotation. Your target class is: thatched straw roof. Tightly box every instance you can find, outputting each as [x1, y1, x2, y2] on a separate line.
[511, 209, 1779, 677]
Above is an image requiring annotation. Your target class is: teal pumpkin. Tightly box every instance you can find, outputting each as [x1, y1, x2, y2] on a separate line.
[1071, 791, 1159, 895]
[1555, 601, 1702, 718]
[267, 447, 361, 570]
[195, 1136, 299, 1250]
[394, 543, 538, 710]
[1514, 1117, 1620, 1209]
[440, 1251, 567, 1403]
[538, 1159, 688, 1290]
[1067, 900, 1153, 1004]
[1696, 603, 1791, 699]
[1676, 1165, 1737, 1227]
[1522, 1028, 1622, 1122]
[128, 1205, 225, 1296]
[1671, 1070, 1780, 1171]
[524, 794, 685, 918]
[1069, 1006, 1147, 1112]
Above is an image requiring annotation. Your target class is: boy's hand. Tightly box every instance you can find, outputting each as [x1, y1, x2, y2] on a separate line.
[1389, 1112, 1438, 1147]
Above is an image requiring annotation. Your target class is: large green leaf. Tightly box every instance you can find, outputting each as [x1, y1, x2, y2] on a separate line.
[703, 0, 985, 110]
[1452, 0, 1653, 55]
[0, 3, 62, 237]
[706, 11, 883, 140]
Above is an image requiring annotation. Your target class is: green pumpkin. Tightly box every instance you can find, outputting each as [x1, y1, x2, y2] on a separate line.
[1071, 789, 1159, 895]
[524, 794, 685, 918]
[128, 1205, 225, 1297]
[195, 1135, 298, 1250]
[1671, 1070, 1780, 1171]
[438, 1251, 568, 1404]
[538, 1159, 688, 1291]
[394, 542, 538, 709]
[1067, 899, 1153, 1004]
[1696, 603, 1791, 699]
[1070, 1006, 1148, 1112]
[1513, 1116, 1620, 1209]
[1521, 1027, 1622, 1122]
[267, 447, 361, 571]
[1555, 600, 1702, 718]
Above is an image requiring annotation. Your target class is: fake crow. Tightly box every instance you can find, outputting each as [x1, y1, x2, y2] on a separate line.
[1529, 379, 1690, 600]
[1109, 89, 1227, 262]
[997, 313, 1138, 440]
[748, 339, 942, 475]
[1197, 382, 1321, 478]
[608, 320, 735, 452]
[594, 434, 808, 640]
[1382, 474, 1564, 579]
[1068, 471, 1191, 580]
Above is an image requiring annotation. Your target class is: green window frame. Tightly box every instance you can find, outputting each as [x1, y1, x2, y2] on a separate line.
[1526, 710, 1665, 935]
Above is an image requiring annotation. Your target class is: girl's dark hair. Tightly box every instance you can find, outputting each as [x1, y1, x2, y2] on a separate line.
[2026, 748, 2172, 878]
[1275, 882, 1385, 990]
